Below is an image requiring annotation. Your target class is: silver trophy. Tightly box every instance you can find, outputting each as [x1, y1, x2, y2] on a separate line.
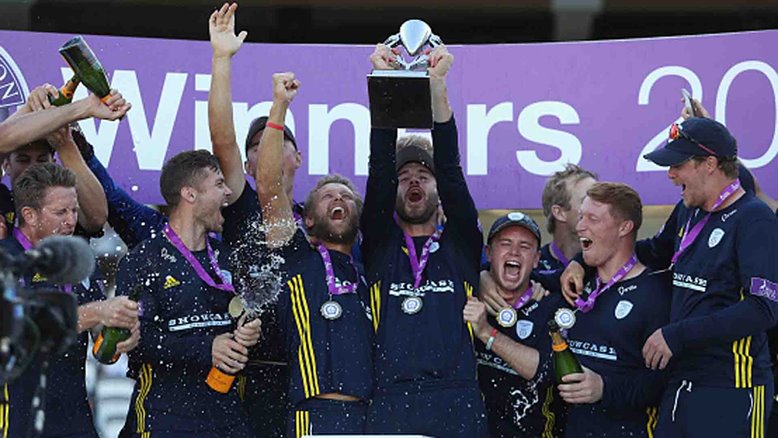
[367, 19, 443, 129]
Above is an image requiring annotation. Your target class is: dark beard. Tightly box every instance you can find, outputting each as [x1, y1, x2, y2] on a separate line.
[395, 194, 438, 225]
[309, 211, 359, 245]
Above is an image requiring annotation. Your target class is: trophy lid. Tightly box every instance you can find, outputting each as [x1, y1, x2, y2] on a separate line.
[399, 19, 432, 56]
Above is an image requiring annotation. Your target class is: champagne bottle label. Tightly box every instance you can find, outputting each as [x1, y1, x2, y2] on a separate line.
[206, 367, 235, 394]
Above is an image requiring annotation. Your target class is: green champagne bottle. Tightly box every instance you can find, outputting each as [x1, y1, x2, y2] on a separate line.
[550, 322, 583, 384]
[48, 75, 81, 106]
[58, 36, 111, 102]
[92, 284, 142, 365]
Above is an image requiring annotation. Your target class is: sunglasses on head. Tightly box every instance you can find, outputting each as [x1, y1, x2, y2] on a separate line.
[668, 124, 717, 156]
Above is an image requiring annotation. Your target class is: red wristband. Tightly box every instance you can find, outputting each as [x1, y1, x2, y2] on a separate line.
[266, 121, 284, 131]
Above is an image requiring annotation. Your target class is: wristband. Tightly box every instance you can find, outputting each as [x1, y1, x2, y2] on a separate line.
[485, 327, 498, 351]
[266, 121, 284, 131]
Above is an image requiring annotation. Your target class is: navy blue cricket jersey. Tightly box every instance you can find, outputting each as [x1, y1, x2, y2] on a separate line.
[0, 235, 103, 438]
[277, 229, 373, 406]
[562, 269, 671, 437]
[537, 243, 566, 274]
[636, 193, 778, 390]
[117, 232, 251, 436]
[361, 118, 483, 393]
[476, 292, 566, 437]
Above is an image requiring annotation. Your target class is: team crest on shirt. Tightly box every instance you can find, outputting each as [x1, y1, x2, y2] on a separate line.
[516, 320, 534, 339]
[708, 228, 725, 248]
[614, 300, 633, 320]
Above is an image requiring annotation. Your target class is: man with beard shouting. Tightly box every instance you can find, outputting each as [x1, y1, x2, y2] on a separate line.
[259, 73, 373, 437]
[361, 44, 487, 437]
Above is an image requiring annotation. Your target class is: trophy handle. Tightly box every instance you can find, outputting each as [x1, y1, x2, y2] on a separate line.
[406, 55, 429, 71]
[383, 33, 401, 48]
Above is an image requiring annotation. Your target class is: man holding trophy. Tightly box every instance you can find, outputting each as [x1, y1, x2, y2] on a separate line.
[362, 22, 488, 437]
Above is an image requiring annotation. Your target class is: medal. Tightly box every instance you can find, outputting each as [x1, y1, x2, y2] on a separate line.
[228, 295, 244, 318]
[497, 307, 518, 327]
[320, 300, 343, 320]
[402, 296, 423, 315]
[554, 308, 576, 329]
[497, 285, 534, 327]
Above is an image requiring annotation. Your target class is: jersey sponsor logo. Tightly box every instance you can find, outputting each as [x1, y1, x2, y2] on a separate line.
[516, 319, 534, 339]
[569, 340, 618, 361]
[614, 300, 633, 319]
[708, 228, 725, 248]
[617, 284, 637, 295]
[673, 272, 707, 292]
[163, 275, 181, 289]
[388, 279, 455, 297]
[721, 209, 737, 222]
[519, 302, 539, 317]
[167, 312, 231, 331]
[477, 351, 519, 375]
[160, 247, 177, 263]
[751, 278, 778, 302]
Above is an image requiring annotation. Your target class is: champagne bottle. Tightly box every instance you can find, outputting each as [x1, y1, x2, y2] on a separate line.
[92, 284, 142, 365]
[206, 365, 236, 394]
[550, 322, 582, 384]
[48, 75, 81, 106]
[58, 36, 111, 103]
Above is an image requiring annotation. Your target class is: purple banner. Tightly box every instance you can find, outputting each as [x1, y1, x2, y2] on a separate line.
[1, 30, 776, 208]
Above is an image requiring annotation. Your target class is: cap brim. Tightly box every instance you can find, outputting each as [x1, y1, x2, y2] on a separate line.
[644, 140, 695, 167]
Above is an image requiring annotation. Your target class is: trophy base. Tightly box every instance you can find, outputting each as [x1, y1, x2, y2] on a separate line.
[367, 70, 432, 129]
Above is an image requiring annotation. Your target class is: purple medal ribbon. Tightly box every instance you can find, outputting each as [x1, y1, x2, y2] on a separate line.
[574, 254, 638, 313]
[163, 224, 235, 293]
[14, 228, 72, 293]
[511, 285, 534, 310]
[671, 179, 741, 264]
[550, 241, 570, 267]
[316, 244, 358, 297]
[394, 212, 442, 289]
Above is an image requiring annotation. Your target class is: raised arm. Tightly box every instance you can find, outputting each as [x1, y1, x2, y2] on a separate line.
[0, 91, 130, 153]
[208, 2, 249, 202]
[74, 128, 166, 248]
[50, 125, 108, 233]
[427, 46, 481, 262]
[257, 73, 299, 247]
[361, 44, 400, 260]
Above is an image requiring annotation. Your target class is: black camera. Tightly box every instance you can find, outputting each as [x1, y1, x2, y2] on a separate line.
[0, 235, 94, 384]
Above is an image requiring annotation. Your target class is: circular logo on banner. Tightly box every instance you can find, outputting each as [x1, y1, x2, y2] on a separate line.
[614, 300, 634, 320]
[708, 228, 725, 248]
[0, 46, 30, 123]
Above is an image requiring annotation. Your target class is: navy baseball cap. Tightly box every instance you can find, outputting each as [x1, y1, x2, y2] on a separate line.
[244, 116, 297, 155]
[487, 211, 542, 248]
[644, 117, 737, 167]
[396, 145, 435, 175]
